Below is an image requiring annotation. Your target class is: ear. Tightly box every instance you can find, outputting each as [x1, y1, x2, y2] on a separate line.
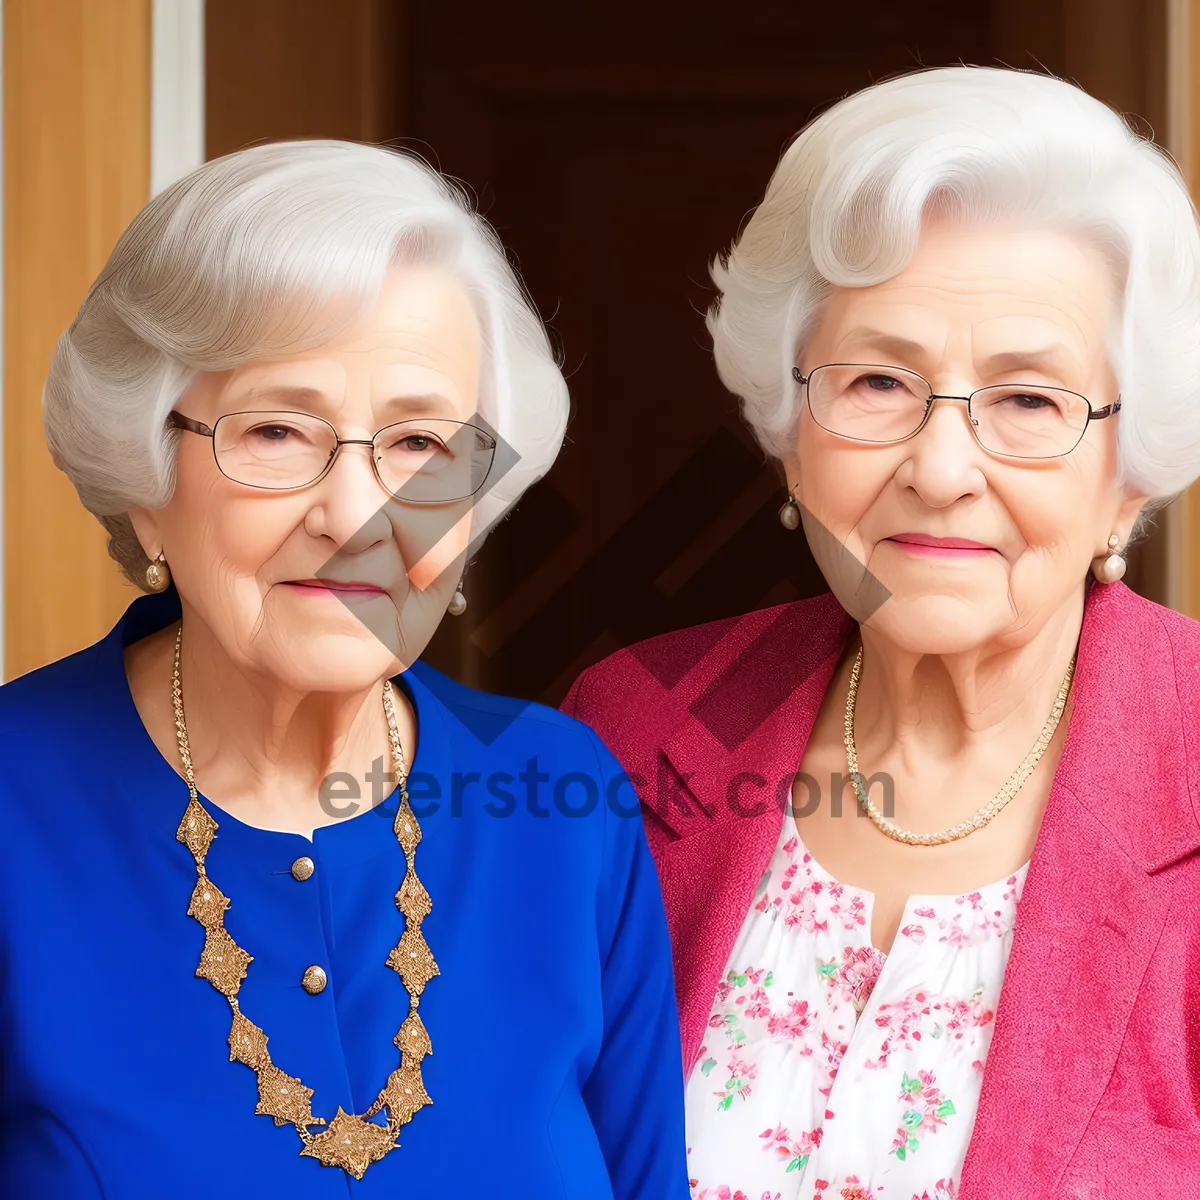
[126, 506, 163, 560]
[779, 450, 801, 495]
[1116, 487, 1150, 545]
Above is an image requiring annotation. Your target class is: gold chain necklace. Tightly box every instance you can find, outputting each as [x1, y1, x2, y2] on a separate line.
[843, 644, 1075, 846]
[171, 627, 438, 1178]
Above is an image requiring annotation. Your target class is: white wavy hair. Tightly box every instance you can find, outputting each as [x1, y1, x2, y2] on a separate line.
[708, 65, 1200, 502]
[44, 139, 569, 586]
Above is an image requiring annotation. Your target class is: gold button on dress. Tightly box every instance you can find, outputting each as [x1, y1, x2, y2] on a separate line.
[291, 855, 315, 881]
[302, 965, 328, 995]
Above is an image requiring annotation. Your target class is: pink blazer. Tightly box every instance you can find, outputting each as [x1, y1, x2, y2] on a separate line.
[562, 581, 1200, 1198]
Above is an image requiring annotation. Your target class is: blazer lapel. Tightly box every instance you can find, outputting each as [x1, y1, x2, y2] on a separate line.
[652, 596, 854, 1072]
[962, 583, 1200, 1197]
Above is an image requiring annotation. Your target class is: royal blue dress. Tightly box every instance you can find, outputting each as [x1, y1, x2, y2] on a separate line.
[0, 590, 688, 1198]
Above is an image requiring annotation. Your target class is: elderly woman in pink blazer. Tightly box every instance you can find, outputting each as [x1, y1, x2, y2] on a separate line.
[564, 66, 1200, 1199]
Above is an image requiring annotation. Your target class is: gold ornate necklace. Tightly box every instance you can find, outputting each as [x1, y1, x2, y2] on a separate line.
[843, 644, 1075, 846]
[171, 627, 438, 1178]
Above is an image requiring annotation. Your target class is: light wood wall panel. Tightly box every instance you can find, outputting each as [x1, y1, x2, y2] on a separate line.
[4, 0, 151, 679]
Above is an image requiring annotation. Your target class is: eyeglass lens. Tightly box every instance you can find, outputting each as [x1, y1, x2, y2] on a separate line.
[805, 364, 1095, 458]
[211, 411, 496, 499]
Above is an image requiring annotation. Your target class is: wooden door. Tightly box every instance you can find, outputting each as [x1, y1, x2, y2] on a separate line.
[199, 0, 1178, 703]
[3, 0, 151, 680]
[402, 0, 1170, 701]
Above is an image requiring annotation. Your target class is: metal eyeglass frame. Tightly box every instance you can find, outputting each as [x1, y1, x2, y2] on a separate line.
[166, 410, 497, 501]
[791, 364, 1121, 459]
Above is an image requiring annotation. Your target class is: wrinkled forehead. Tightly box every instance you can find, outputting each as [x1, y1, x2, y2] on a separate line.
[810, 225, 1119, 386]
[213, 266, 483, 424]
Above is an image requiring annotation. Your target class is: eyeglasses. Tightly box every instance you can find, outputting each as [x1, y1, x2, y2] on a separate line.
[167, 410, 497, 501]
[792, 363, 1121, 459]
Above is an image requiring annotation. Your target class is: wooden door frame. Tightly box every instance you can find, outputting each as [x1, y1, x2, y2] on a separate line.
[1166, 0, 1200, 615]
[1, 0, 203, 681]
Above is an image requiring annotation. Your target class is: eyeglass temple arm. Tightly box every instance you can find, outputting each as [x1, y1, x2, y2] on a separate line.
[167, 411, 215, 437]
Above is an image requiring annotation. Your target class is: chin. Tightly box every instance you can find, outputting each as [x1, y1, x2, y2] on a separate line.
[863, 591, 1003, 656]
[259, 632, 403, 693]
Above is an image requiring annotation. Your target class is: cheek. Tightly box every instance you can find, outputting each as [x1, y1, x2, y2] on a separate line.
[997, 454, 1111, 560]
[162, 456, 300, 579]
[395, 503, 472, 593]
[793, 429, 898, 539]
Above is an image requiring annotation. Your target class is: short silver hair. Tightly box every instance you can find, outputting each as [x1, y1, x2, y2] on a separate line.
[44, 139, 569, 586]
[708, 66, 1200, 502]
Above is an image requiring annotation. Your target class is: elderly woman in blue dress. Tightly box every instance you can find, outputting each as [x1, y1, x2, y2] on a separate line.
[0, 142, 688, 1198]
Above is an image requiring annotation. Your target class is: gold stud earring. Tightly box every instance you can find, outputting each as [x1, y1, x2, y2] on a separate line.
[447, 582, 467, 617]
[779, 495, 801, 531]
[1093, 534, 1127, 584]
[145, 552, 171, 593]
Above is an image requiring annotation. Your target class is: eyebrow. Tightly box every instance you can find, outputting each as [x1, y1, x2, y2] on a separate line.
[376, 392, 461, 420]
[837, 328, 1083, 382]
[977, 346, 1082, 379]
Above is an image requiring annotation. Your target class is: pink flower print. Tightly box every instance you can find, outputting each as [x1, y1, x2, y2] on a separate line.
[785, 886, 828, 933]
[744, 986, 773, 1020]
[890, 1069, 957, 1161]
[815, 1029, 849, 1098]
[938, 917, 974, 948]
[900, 923, 927, 944]
[767, 998, 816, 1045]
[783, 835, 799, 856]
[759, 1123, 822, 1174]
[780, 861, 800, 891]
[937, 894, 1012, 945]
[867, 988, 994, 1066]
[835, 892, 868, 931]
[725, 966, 765, 992]
[835, 944, 884, 1012]
[913, 905, 937, 919]
[714, 1050, 758, 1110]
[910, 1180, 958, 1200]
[839, 1177, 880, 1198]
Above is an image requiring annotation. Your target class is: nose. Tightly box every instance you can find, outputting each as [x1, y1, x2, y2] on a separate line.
[303, 440, 394, 552]
[895, 395, 988, 509]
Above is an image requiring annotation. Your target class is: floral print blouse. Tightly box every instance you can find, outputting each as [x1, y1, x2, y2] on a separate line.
[684, 807, 1027, 1200]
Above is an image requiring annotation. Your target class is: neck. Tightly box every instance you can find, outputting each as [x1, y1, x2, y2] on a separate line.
[850, 590, 1084, 817]
[166, 611, 400, 837]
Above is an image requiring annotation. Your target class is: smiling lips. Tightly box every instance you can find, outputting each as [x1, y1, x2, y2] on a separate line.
[284, 579, 389, 597]
[887, 533, 998, 557]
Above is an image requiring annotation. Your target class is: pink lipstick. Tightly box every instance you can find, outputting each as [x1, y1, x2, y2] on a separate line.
[886, 533, 997, 558]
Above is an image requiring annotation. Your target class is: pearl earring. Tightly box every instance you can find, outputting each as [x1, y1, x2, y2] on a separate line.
[1093, 534, 1127, 584]
[778, 495, 801, 531]
[145, 552, 171, 593]
[447, 582, 467, 617]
